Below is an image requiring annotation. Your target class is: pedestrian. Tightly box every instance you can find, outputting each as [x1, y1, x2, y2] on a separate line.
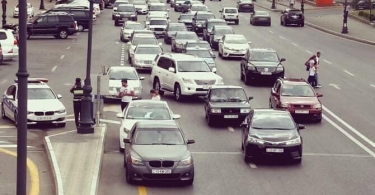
[315, 52, 321, 88]
[119, 79, 134, 112]
[150, 89, 161, 100]
[307, 56, 317, 87]
[70, 78, 84, 128]
[289, 0, 295, 8]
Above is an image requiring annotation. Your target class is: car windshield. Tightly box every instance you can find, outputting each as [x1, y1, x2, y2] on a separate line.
[135, 47, 162, 54]
[186, 42, 210, 49]
[250, 51, 279, 62]
[126, 106, 171, 120]
[125, 23, 144, 30]
[241, 0, 253, 3]
[132, 37, 158, 45]
[256, 11, 269, 16]
[133, 1, 146, 5]
[197, 14, 215, 20]
[149, 5, 166, 11]
[191, 6, 207, 11]
[176, 33, 197, 39]
[28, 88, 56, 100]
[117, 6, 134, 12]
[186, 50, 212, 58]
[252, 113, 296, 130]
[150, 20, 167, 25]
[225, 37, 247, 44]
[114, 2, 128, 7]
[134, 129, 184, 145]
[169, 25, 187, 31]
[207, 22, 226, 29]
[109, 69, 138, 80]
[177, 61, 211, 72]
[215, 28, 234, 36]
[224, 8, 238, 13]
[280, 85, 315, 97]
[209, 88, 247, 102]
[180, 15, 194, 20]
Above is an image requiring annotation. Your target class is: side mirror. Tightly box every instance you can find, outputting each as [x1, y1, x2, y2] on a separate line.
[116, 113, 124, 118]
[280, 58, 286, 62]
[271, 91, 278, 96]
[248, 96, 253, 101]
[317, 93, 323, 97]
[123, 138, 132, 143]
[212, 54, 216, 59]
[168, 67, 175, 72]
[202, 96, 208, 101]
[240, 123, 247, 127]
[158, 42, 162, 46]
[187, 139, 195, 144]
[298, 124, 305, 130]
[211, 67, 217, 73]
[172, 114, 181, 119]
[218, 40, 223, 43]
[219, 10, 222, 12]
[248, 41, 252, 44]
[57, 94, 62, 99]
[139, 77, 145, 80]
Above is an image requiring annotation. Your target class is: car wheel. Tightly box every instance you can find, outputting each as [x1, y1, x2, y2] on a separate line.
[112, 15, 114, 20]
[218, 48, 222, 58]
[77, 24, 84, 32]
[269, 99, 273, 108]
[128, 53, 132, 64]
[235, 20, 239, 25]
[27, 30, 31, 39]
[241, 141, 244, 151]
[300, 22, 304, 27]
[171, 45, 175, 52]
[268, 22, 271, 26]
[240, 68, 244, 81]
[153, 78, 165, 96]
[280, 19, 283, 25]
[316, 118, 322, 123]
[250, 20, 252, 25]
[174, 84, 183, 101]
[206, 113, 214, 127]
[114, 21, 118, 26]
[244, 74, 251, 85]
[243, 147, 252, 163]
[284, 20, 288, 26]
[58, 29, 69, 39]
[294, 158, 302, 164]
[14, 112, 18, 127]
[1, 103, 7, 119]
[125, 165, 134, 184]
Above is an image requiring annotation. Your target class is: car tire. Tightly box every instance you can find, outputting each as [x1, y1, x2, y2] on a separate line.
[125, 165, 135, 184]
[128, 53, 132, 64]
[114, 21, 118, 26]
[269, 99, 272, 108]
[243, 147, 252, 163]
[119, 144, 124, 153]
[240, 68, 244, 81]
[235, 20, 239, 25]
[300, 22, 304, 27]
[27, 30, 31, 39]
[174, 84, 183, 101]
[58, 29, 69, 39]
[77, 24, 84, 32]
[171, 46, 175, 52]
[206, 113, 214, 127]
[316, 118, 322, 123]
[268, 22, 271, 26]
[294, 158, 302, 164]
[250, 20, 252, 25]
[14, 112, 18, 127]
[280, 19, 283, 26]
[153, 78, 165, 96]
[112, 15, 114, 20]
[1, 103, 7, 119]
[174, 7, 177, 11]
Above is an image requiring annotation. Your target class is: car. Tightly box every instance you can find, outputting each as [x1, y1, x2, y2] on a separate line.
[127, 34, 161, 63]
[131, 44, 163, 70]
[1, 78, 66, 127]
[192, 11, 215, 34]
[163, 23, 188, 44]
[181, 0, 203, 13]
[182, 40, 212, 53]
[146, 18, 169, 38]
[13, 3, 34, 18]
[114, 4, 137, 26]
[269, 78, 323, 122]
[240, 48, 286, 85]
[103, 66, 144, 101]
[145, 12, 169, 27]
[104, 0, 116, 8]
[148, 3, 169, 18]
[280, 8, 304, 27]
[147, 0, 161, 4]
[241, 109, 304, 163]
[185, 47, 216, 68]
[202, 18, 226, 41]
[209, 25, 234, 50]
[120, 21, 144, 42]
[177, 13, 194, 30]
[250, 11, 271, 26]
[112, 0, 130, 19]
[151, 53, 223, 101]
[219, 7, 239, 25]
[129, 29, 154, 41]
[171, 31, 199, 53]
[133, 0, 148, 14]
[116, 100, 181, 152]
[218, 34, 251, 59]
[0, 29, 19, 61]
[173, 0, 188, 11]
[237, 0, 254, 12]
[123, 120, 195, 185]
[65, 1, 101, 15]
[187, 4, 208, 15]
[44, 7, 92, 32]
[204, 85, 253, 126]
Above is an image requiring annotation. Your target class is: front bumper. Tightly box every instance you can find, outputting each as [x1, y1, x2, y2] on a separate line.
[27, 113, 67, 125]
[133, 62, 153, 70]
[115, 16, 137, 23]
[221, 48, 246, 58]
[289, 109, 322, 121]
[245, 143, 302, 160]
[181, 84, 213, 96]
[245, 70, 284, 81]
[208, 113, 248, 122]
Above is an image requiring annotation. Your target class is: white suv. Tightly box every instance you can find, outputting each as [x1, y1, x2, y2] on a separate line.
[220, 7, 239, 25]
[151, 53, 224, 101]
[0, 29, 19, 61]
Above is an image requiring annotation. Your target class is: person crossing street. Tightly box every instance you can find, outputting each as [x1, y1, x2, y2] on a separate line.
[70, 78, 84, 128]
[119, 79, 135, 111]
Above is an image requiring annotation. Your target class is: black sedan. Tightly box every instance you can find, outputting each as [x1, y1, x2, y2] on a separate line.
[250, 11, 271, 26]
[204, 85, 253, 126]
[237, 0, 254, 12]
[241, 109, 304, 164]
[123, 120, 195, 185]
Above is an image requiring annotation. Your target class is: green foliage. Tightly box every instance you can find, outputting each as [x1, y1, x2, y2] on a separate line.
[358, 10, 375, 21]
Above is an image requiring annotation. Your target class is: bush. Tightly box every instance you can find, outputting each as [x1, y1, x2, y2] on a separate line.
[358, 10, 375, 21]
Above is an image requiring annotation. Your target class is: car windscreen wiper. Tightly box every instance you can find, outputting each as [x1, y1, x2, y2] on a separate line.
[151, 143, 176, 145]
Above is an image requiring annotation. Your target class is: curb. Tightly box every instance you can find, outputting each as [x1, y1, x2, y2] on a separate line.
[90, 124, 107, 195]
[348, 12, 375, 27]
[44, 135, 64, 195]
[265, 0, 341, 10]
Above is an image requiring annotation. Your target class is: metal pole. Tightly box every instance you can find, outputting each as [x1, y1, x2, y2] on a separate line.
[78, 0, 94, 134]
[301, 0, 304, 14]
[370, 2, 373, 22]
[271, 0, 276, 9]
[16, 0, 29, 193]
[39, 0, 45, 10]
[1, 0, 7, 27]
[341, 0, 349, 34]
[96, 75, 100, 126]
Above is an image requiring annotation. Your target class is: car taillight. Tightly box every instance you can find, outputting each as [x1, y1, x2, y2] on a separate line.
[8, 49, 13, 53]
[14, 39, 18, 45]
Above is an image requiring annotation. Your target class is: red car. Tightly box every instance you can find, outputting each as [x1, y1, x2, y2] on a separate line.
[269, 78, 323, 123]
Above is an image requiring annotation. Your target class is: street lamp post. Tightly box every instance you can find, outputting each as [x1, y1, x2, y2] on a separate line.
[370, 2, 373, 22]
[39, 0, 45, 10]
[301, 0, 304, 14]
[341, 0, 349, 34]
[271, 0, 276, 9]
[1, 0, 7, 27]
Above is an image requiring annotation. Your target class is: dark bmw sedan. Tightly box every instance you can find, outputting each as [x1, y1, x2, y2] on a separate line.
[237, 0, 255, 12]
[241, 109, 304, 164]
[123, 120, 195, 185]
[250, 11, 271, 26]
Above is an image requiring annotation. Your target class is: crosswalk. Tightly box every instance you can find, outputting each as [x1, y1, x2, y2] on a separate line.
[0, 135, 17, 148]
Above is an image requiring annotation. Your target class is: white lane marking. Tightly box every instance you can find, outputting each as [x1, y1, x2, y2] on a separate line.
[0, 141, 11, 143]
[323, 114, 375, 158]
[279, 36, 286, 40]
[51, 66, 58, 72]
[323, 106, 375, 148]
[0, 79, 7, 84]
[191, 152, 241, 155]
[227, 126, 235, 132]
[0, 136, 16, 138]
[323, 59, 332, 64]
[304, 153, 372, 158]
[249, 163, 257, 168]
[343, 70, 354, 76]
[66, 119, 74, 122]
[64, 83, 73, 86]
[66, 46, 71, 50]
[269, 30, 274, 33]
[328, 83, 341, 89]
[116, 41, 119, 44]
[0, 145, 34, 148]
[305, 50, 313, 54]
[99, 119, 121, 124]
[291, 43, 298, 46]
[60, 55, 65, 60]
[0, 125, 16, 129]
[370, 84, 375, 88]
[48, 130, 76, 138]
[66, 114, 74, 118]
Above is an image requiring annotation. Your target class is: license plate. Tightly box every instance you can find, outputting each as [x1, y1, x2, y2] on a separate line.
[152, 169, 172, 174]
[37, 116, 52, 121]
[224, 115, 238, 118]
[259, 18, 267, 20]
[203, 86, 210, 89]
[261, 72, 272, 75]
[295, 110, 309, 114]
[266, 148, 284, 153]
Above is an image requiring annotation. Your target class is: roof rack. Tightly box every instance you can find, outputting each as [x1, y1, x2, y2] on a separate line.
[14, 78, 49, 83]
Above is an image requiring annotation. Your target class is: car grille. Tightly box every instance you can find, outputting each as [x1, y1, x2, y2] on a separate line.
[120, 14, 132, 17]
[35, 112, 44, 116]
[143, 174, 180, 180]
[34, 111, 54, 116]
[264, 141, 287, 147]
[144, 60, 153, 64]
[221, 108, 240, 114]
[153, 28, 164, 31]
[194, 80, 216, 85]
[291, 104, 312, 109]
[149, 160, 175, 168]
[257, 67, 276, 72]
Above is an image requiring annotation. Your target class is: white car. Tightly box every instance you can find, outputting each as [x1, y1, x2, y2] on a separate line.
[147, 18, 168, 38]
[127, 34, 161, 63]
[218, 34, 251, 59]
[133, 1, 148, 14]
[220, 7, 239, 25]
[1, 78, 66, 127]
[117, 100, 181, 152]
[53, 4, 97, 20]
[189, 4, 209, 15]
[120, 21, 144, 42]
[148, 3, 169, 19]
[146, 11, 169, 23]
[104, 66, 144, 100]
[60, 0, 101, 15]
[0, 29, 19, 61]
[13, 3, 34, 18]
[131, 44, 163, 70]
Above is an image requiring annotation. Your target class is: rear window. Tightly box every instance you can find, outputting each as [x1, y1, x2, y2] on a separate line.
[0, 32, 7, 40]
[58, 15, 74, 22]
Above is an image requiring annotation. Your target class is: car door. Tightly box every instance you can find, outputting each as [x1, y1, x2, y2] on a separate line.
[209, 27, 215, 44]
[218, 35, 225, 53]
[3, 85, 17, 120]
[32, 16, 48, 34]
[164, 59, 175, 90]
[46, 15, 59, 34]
[125, 125, 137, 161]
[270, 80, 281, 108]
[241, 49, 249, 74]
[156, 57, 170, 89]
[203, 89, 211, 115]
[241, 114, 251, 147]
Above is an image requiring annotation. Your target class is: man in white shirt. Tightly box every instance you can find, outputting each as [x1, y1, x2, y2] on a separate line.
[307, 56, 317, 87]
[150, 89, 161, 101]
[119, 79, 135, 111]
[315, 52, 321, 88]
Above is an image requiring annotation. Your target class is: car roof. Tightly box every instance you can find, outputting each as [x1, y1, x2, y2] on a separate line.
[186, 47, 210, 52]
[150, 18, 168, 20]
[225, 34, 245, 38]
[133, 34, 156, 38]
[280, 78, 309, 85]
[176, 31, 196, 35]
[223, 7, 238, 9]
[161, 53, 203, 60]
[149, 3, 166, 5]
[118, 4, 134, 7]
[125, 21, 142, 25]
[210, 85, 244, 89]
[253, 108, 290, 115]
[129, 100, 168, 107]
[180, 13, 194, 16]
[214, 25, 233, 29]
[206, 19, 226, 22]
[186, 40, 209, 44]
[136, 120, 179, 129]
[133, 29, 153, 32]
[196, 11, 213, 14]
[250, 48, 276, 52]
[109, 66, 136, 71]
[136, 44, 161, 48]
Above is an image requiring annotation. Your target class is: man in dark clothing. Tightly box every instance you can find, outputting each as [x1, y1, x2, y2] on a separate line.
[70, 78, 84, 128]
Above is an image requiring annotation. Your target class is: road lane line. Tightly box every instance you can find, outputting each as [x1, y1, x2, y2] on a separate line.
[323, 114, 375, 158]
[0, 79, 7, 84]
[343, 70, 354, 76]
[291, 43, 298, 46]
[227, 126, 235, 132]
[323, 59, 332, 64]
[323, 106, 375, 148]
[249, 163, 257, 168]
[138, 186, 147, 195]
[304, 153, 372, 158]
[268, 30, 274, 33]
[0, 148, 40, 195]
[370, 84, 375, 88]
[51, 66, 58, 72]
[192, 152, 241, 154]
[305, 50, 313, 54]
[66, 114, 74, 118]
[279, 36, 286, 40]
[60, 55, 65, 60]
[116, 41, 120, 44]
[328, 83, 341, 89]
[0, 125, 16, 129]
[48, 130, 76, 138]
[99, 119, 121, 124]
[0, 141, 11, 143]
[66, 46, 70, 49]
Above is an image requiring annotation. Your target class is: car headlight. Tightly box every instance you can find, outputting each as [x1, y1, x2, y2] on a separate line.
[285, 137, 302, 146]
[182, 78, 194, 84]
[211, 108, 221, 113]
[313, 104, 322, 109]
[197, 23, 202, 27]
[131, 156, 144, 165]
[115, 14, 120, 17]
[224, 46, 231, 50]
[216, 79, 224, 84]
[276, 66, 284, 72]
[280, 102, 290, 108]
[247, 64, 256, 70]
[247, 136, 265, 144]
[240, 109, 250, 113]
[55, 109, 66, 114]
[123, 128, 130, 133]
[135, 59, 143, 64]
[178, 156, 192, 166]
[130, 14, 136, 17]
[27, 111, 33, 115]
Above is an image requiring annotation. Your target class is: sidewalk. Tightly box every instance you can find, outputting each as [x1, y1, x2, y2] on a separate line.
[254, 0, 375, 45]
[6, 0, 56, 24]
[44, 124, 107, 195]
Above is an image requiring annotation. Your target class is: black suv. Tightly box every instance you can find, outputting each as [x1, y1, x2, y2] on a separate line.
[280, 8, 304, 27]
[178, 13, 194, 30]
[192, 11, 215, 34]
[202, 18, 226, 41]
[163, 23, 187, 44]
[114, 4, 137, 26]
[44, 7, 90, 32]
[240, 48, 286, 85]
[27, 12, 77, 39]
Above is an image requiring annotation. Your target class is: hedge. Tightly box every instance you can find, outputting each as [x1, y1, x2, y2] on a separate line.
[358, 11, 375, 21]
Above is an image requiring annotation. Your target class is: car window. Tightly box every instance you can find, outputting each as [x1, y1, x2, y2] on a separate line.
[0, 32, 7, 40]
[169, 25, 187, 31]
[250, 51, 279, 62]
[256, 11, 270, 16]
[149, 5, 167, 11]
[180, 15, 194, 20]
[215, 28, 234, 36]
[135, 47, 162, 54]
[177, 60, 211, 72]
[252, 113, 295, 130]
[6, 86, 16, 96]
[58, 15, 74, 22]
[126, 106, 171, 119]
[207, 22, 226, 29]
[196, 14, 215, 20]
[47, 16, 58, 23]
[132, 37, 158, 45]
[209, 88, 247, 102]
[28, 88, 56, 99]
[134, 129, 184, 145]
[125, 23, 143, 30]
[225, 37, 247, 44]
[281, 85, 315, 97]
[176, 33, 197, 39]
[224, 8, 238, 13]
[157, 57, 170, 69]
[118, 6, 135, 12]
[70, 10, 87, 17]
[108, 69, 138, 80]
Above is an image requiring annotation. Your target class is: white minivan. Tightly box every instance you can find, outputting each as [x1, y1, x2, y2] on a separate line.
[0, 29, 19, 61]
